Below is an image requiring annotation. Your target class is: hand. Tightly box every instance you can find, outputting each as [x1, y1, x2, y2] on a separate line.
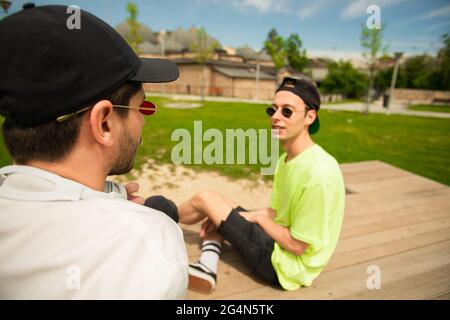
[124, 182, 145, 205]
[239, 211, 260, 224]
[199, 219, 216, 239]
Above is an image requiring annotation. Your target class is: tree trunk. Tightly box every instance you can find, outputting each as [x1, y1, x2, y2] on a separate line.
[364, 65, 375, 115]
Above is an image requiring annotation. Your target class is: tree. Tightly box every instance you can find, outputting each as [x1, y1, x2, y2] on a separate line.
[321, 61, 368, 99]
[190, 27, 220, 101]
[360, 24, 387, 114]
[402, 55, 434, 88]
[285, 34, 309, 72]
[263, 29, 308, 72]
[374, 34, 450, 92]
[125, 2, 142, 53]
[264, 29, 287, 70]
[435, 33, 450, 90]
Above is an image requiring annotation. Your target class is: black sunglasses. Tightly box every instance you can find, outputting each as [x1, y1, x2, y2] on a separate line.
[266, 106, 293, 118]
[266, 104, 313, 119]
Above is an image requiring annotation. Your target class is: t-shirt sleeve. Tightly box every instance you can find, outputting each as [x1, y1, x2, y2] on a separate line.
[289, 183, 336, 247]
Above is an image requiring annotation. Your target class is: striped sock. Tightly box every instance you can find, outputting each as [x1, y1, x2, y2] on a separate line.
[199, 240, 222, 274]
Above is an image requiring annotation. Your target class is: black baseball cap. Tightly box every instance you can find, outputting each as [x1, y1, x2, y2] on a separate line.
[0, 3, 179, 127]
[276, 77, 321, 134]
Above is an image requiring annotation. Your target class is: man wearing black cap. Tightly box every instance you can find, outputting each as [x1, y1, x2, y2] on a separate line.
[180, 77, 345, 293]
[0, 4, 188, 299]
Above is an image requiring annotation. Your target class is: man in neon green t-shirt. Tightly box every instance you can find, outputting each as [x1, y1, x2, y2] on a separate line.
[178, 77, 345, 292]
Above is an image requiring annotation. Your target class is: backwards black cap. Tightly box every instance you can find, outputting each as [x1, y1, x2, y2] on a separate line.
[276, 77, 321, 134]
[0, 4, 179, 127]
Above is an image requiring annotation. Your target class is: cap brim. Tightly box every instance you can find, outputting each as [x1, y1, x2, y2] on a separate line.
[308, 116, 320, 134]
[131, 58, 179, 83]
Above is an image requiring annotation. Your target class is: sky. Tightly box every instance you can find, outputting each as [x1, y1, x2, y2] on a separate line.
[3, 0, 450, 60]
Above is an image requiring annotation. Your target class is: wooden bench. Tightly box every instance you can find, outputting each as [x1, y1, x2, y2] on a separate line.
[432, 98, 450, 105]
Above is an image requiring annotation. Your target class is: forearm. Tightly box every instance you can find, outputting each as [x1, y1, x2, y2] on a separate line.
[256, 215, 308, 256]
[245, 207, 276, 220]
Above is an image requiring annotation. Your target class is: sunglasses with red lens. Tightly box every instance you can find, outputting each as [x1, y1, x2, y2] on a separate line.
[112, 100, 158, 116]
[56, 100, 158, 122]
[137, 100, 157, 115]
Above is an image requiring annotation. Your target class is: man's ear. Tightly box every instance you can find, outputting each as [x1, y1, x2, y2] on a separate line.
[306, 109, 317, 126]
[88, 100, 116, 147]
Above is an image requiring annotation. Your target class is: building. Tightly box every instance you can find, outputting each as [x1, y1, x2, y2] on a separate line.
[142, 50, 278, 100]
[142, 50, 334, 100]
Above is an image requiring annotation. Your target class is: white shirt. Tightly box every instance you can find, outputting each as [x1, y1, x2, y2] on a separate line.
[0, 165, 188, 299]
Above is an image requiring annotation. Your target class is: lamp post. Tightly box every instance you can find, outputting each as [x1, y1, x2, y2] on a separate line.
[255, 53, 260, 101]
[387, 51, 403, 113]
[158, 29, 166, 94]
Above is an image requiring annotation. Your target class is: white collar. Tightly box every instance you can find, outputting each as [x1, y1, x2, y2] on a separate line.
[0, 165, 125, 202]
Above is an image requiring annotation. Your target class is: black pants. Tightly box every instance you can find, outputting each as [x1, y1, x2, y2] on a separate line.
[144, 197, 279, 286]
[218, 207, 279, 286]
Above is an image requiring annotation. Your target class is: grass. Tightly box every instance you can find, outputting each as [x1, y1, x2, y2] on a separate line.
[0, 118, 10, 167]
[1, 96, 449, 186]
[408, 104, 450, 113]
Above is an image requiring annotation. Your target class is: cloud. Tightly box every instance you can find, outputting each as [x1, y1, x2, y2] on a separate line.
[424, 21, 450, 32]
[392, 3, 450, 29]
[341, 0, 404, 19]
[231, 0, 290, 14]
[423, 4, 450, 19]
[298, 0, 335, 20]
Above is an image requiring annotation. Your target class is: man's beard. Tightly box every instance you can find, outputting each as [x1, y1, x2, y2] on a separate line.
[108, 127, 141, 176]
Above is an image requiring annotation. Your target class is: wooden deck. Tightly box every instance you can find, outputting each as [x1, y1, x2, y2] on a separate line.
[183, 160, 450, 300]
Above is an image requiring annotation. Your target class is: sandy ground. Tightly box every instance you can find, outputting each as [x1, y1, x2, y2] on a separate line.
[112, 160, 273, 210]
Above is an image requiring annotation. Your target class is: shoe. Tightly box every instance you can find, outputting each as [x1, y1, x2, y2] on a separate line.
[188, 262, 217, 293]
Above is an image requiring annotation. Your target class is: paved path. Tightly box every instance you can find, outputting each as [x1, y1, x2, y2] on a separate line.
[148, 92, 450, 119]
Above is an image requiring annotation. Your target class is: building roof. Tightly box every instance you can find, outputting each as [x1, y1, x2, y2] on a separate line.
[172, 58, 276, 73]
[212, 66, 276, 80]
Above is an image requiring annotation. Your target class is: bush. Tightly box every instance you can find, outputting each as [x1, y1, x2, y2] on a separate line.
[321, 61, 368, 99]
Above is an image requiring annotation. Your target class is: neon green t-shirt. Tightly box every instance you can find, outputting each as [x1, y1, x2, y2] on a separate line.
[270, 144, 345, 290]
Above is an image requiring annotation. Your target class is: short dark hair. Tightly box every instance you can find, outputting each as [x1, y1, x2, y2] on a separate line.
[2, 81, 142, 164]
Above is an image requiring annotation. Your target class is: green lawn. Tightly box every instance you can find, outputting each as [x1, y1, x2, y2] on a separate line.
[1, 97, 449, 186]
[0, 119, 10, 167]
[408, 104, 450, 113]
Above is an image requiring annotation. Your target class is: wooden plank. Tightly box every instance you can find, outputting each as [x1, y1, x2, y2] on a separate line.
[335, 218, 450, 253]
[342, 166, 409, 184]
[341, 161, 446, 188]
[340, 160, 388, 173]
[342, 264, 450, 300]
[346, 176, 447, 199]
[344, 188, 450, 217]
[328, 227, 450, 271]
[344, 193, 450, 220]
[341, 206, 450, 240]
[218, 240, 450, 300]
[433, 293, 450, 300]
